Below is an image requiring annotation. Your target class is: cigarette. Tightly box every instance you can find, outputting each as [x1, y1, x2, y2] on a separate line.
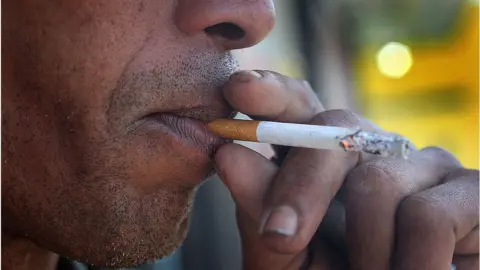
[207, 119, 415, 159]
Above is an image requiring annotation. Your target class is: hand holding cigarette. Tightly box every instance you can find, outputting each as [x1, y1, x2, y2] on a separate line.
[215, 70, 478, 270]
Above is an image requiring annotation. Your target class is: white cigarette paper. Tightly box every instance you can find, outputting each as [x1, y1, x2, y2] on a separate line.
[257, 122, 413, 158]
[207, 119, 415, 159]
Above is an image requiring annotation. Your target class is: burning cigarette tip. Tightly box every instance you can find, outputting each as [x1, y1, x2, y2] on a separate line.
[338, 130, 414, 159]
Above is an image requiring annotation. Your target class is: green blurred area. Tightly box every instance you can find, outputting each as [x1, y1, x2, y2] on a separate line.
[236, 0, 479, 168]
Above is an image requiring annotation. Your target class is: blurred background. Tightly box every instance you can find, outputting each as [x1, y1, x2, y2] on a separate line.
[90, 1, 479, 269]
[235, 0, 479, 169]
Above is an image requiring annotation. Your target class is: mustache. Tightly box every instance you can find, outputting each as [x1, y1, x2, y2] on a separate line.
[106, 50, 238, 127]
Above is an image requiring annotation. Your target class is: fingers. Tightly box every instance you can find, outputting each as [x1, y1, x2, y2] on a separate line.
[219, 70, 477, 270]
[393, 169, 479, 270]
[215, 143, 305, 269]
[255, 110, 383, 255]
[223, 70, 324, 123]
[236, 206, 309, 270]
[216, 70, 328, 269]
[342, 147, 462, 270]
[214, 143, 276, 220]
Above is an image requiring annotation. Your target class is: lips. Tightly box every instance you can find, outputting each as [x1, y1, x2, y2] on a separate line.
[141, 112, 231, 158]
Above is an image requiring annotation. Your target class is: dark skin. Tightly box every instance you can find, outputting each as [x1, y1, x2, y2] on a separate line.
[2, 0, 478, 270]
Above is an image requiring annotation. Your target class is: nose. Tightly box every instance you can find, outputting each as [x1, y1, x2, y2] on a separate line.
[175, 0, 276, 50]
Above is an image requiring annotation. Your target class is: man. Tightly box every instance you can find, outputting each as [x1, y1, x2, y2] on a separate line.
[2, 0, 478, 269]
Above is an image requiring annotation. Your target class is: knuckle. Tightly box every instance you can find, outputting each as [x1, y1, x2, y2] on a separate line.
[445, 168, 479, 183]
[397, 194, 451, 230]
[281, 162, 323, 192]
[344, 161, 406, 197]
[421, 146, 462, 168]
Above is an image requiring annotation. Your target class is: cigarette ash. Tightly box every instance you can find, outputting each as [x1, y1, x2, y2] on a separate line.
[339, 130, 414, 159]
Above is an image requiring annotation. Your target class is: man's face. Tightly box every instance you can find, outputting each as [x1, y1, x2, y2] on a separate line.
[2, 0, 275, 267]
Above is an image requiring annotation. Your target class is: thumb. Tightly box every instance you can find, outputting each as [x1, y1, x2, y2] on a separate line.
[215, 143, 276, 221]
[215, 143, 308, 270]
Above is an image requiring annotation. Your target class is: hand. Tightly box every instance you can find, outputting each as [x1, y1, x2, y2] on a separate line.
[214, 70, 479, 270]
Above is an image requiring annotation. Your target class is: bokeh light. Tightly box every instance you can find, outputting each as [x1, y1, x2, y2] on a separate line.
[376, 42, 413, 79]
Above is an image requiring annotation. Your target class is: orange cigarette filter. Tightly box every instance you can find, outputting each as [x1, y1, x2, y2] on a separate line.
[207, 119, 260, 142]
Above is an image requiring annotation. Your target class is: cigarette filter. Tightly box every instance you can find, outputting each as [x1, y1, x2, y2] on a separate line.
[208, 119, 414, 159]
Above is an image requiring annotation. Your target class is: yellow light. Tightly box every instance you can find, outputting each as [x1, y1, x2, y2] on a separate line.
[376, 42, 413, 79]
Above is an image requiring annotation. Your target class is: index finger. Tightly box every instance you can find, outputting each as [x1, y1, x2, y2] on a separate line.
[223, 70, 324, 123]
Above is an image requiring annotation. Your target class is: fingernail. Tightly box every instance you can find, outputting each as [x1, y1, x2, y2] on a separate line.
[259, 205, 298, 236]
[230, 70, 262, 82]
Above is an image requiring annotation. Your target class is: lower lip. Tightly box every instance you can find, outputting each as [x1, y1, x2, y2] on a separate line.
[141, 113, 226, 157]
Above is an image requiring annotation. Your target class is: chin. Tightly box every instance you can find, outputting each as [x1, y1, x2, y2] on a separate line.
[10, 175, 199, 269]
[81, 188, 195, 268]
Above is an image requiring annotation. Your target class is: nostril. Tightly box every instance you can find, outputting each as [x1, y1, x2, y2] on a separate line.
[204, 22, 245, 41]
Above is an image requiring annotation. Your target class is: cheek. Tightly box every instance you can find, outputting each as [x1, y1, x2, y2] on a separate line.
[2, 0, 203, 265]
[2, 0, 154, 182]
[5, 0, 151, 112]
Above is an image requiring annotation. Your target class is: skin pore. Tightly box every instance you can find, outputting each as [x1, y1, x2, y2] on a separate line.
[2, 0, 275, 268]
